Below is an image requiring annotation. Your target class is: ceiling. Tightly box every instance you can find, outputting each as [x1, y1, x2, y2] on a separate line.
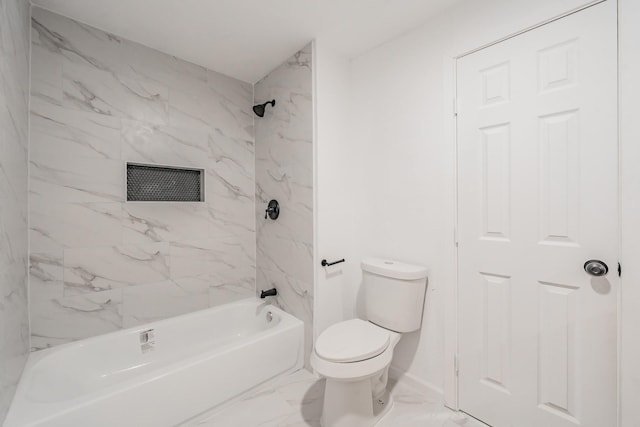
[31, 0, 461, 83]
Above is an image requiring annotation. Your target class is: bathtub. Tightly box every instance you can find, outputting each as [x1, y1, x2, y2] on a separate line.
[4, 299, 304, 427]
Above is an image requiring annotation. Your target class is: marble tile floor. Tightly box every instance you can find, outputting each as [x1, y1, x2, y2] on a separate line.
[180, 369, 488, 427]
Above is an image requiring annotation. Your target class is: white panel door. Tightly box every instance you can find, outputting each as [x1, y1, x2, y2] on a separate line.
[457, 2, 617, 427]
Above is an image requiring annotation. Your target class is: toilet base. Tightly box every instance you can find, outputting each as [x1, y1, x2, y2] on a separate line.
[321, 378, 393, 427]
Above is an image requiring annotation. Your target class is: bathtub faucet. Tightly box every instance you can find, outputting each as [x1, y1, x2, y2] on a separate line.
[260, 288, 278, 299]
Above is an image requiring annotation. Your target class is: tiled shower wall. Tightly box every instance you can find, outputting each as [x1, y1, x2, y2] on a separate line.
[29, 8, 256, 349]
[0, 0, 30, 420]
[255, 44, 314, 367]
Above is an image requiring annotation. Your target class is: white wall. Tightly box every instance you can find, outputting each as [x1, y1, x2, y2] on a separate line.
[349, 17, 455, 395]
[337, 0, 602, 398]
[313, 40, 359, 339]
[619, 0, 640, 425]
[448, 0, 604, 54]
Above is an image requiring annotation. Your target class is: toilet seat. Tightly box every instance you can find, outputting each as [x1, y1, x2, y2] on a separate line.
[311, 327, 401, 382]
[315, 319, 390, 363]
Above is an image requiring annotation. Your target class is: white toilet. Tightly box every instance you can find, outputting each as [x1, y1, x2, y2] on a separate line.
[310, 258, 428, 427]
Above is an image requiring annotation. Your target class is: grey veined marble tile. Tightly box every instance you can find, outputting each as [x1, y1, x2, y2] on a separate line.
[30, 45, 63, 103]
[30, 155, 124, 204]
[62, 61, 170, 125]
[122, 203, 211, 245]
[63, 242, 171, 295]
[121, 119, 209, 167]
[30, 98, 121, 160]
[121, 280, 209, 328]
[0, 0, 31, 420]
[30, 7, 217, 96]
[30, 289, 124, 350]
[29, 201, 124, 253]
[182, 369, 490, 427]
[28, 6, 256, 349]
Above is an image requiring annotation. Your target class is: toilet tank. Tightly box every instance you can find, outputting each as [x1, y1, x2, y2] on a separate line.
[361, 258, 428, 333]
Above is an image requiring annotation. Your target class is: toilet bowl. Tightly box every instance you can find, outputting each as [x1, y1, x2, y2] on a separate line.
[310, 320, 401, 427]
[311, 258, 428, 427]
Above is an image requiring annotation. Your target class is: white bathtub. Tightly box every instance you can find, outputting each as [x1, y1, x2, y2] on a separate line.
[4, 299, 304, 427]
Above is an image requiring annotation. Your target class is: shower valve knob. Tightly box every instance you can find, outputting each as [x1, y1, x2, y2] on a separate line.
[265, 199, 280, 220]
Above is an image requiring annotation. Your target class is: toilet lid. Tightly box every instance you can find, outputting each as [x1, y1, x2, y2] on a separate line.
[315, 319, 390, 363]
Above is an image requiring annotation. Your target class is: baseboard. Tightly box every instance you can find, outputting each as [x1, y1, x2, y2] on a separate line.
[388, 365, 445, 403]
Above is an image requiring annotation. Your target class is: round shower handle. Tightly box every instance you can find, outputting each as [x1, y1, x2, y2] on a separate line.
[265, 199, 280, 220]
[584, 259, 608, 277]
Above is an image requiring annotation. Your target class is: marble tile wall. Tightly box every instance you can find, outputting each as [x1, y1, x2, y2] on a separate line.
[0, 0, 30, 421]
[254, 44, 314, 367]
[29, 8, 256, 350]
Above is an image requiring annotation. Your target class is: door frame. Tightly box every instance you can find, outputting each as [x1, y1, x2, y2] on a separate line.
[443, 0, 618, 417]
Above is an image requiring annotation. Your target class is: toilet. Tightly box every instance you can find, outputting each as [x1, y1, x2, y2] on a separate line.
[310, 258, 428, 427]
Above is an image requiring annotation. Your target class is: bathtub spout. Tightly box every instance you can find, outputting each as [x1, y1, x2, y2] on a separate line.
[260, 288, 277, 299]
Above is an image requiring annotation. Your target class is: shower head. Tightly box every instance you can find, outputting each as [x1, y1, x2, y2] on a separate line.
[253, 100, 276, 117]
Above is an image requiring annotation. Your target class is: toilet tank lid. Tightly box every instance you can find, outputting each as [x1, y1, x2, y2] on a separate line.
[361, 258, 428, 280]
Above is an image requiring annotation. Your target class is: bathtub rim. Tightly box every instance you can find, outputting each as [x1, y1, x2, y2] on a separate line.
[28, 297, 297, 362]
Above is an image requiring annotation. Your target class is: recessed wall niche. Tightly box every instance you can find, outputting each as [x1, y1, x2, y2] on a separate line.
[126, 163, 205, 202]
